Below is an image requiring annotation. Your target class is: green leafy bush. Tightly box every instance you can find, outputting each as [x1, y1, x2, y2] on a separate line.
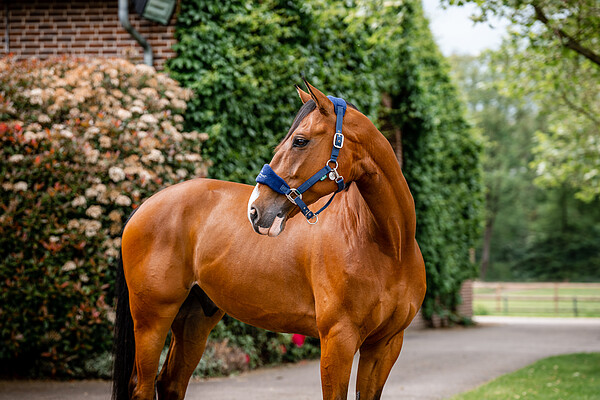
[0, 56, 208, 377]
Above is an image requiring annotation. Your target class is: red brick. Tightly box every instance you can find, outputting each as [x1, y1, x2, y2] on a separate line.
[48, 11, 68, 17]
[10, 10, 28, 18]
[29, 11, 48, 17]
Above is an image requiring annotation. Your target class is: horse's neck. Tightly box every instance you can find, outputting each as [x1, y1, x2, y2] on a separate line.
[354, 134, 417, 260]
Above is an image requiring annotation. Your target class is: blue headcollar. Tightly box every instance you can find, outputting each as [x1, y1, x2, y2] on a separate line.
[255, 96, 347, 224]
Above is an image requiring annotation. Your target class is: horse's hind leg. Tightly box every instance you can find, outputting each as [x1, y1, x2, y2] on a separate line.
[355, 331, 404, 400]
[129, 297, 183, 400]
[157, 291, 224, 400]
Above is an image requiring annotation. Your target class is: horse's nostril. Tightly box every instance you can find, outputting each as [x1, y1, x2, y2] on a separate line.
[249, 206, 259, 223]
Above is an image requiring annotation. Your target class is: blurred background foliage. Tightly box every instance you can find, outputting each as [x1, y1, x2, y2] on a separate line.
[446, 0, 600, 282]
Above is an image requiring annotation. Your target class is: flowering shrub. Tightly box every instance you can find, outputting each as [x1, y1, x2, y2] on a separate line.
[0, 56, 209, 377]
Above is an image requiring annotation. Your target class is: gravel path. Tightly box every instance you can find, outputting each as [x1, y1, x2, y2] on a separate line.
[1, 316, 599, 400]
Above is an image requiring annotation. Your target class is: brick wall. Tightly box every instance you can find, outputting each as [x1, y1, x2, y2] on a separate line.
[457, 279, 473, 319]
[0, 0, 177, 69]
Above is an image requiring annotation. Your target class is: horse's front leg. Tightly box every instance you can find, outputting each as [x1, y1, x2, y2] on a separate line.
[318, 321, 361, 400]
[355, 331, 404, 400]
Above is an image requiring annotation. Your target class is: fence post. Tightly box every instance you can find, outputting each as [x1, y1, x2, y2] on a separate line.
[496, 285, 502, 313]
[503, 296, 508, 314]
[573, 297, 578, 317]
[554, 283, 559, 315]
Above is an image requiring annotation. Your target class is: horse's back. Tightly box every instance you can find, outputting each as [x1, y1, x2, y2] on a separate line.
[120, 179, 253, 300]
[124, 178, 251, 233]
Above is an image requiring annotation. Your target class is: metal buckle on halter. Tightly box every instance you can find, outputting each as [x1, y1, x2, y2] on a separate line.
[286, 188, 302, 204]
[333, 132, 344, 149]
[328, 169, 340, 181]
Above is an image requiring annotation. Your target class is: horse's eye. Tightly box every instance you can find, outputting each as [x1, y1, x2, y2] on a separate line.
[293, 137, 309, 148]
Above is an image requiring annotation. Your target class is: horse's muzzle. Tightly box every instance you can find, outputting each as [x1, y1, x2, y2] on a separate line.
[247, 184, 291, 237]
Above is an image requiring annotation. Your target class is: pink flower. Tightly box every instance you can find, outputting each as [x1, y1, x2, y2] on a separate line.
[291, 334, 305, 348]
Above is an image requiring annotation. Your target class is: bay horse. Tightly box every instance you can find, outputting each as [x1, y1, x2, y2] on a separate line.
[112, 80, 426, 400]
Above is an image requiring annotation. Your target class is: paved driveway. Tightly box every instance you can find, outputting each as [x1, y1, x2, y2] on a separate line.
[1, 316, 599, 400]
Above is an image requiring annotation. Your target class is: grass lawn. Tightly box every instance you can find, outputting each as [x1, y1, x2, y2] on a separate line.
[450, 353, 600, 400]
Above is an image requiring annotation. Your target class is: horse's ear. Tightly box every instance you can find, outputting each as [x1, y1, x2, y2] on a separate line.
[302, 78, 333, 116]
[295, 84, 312, 104]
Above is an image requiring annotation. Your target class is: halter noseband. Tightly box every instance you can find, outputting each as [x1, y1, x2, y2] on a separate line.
[255, 96, 347, 224]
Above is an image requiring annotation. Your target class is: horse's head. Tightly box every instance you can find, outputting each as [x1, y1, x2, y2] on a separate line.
[247, 80, 360, 236]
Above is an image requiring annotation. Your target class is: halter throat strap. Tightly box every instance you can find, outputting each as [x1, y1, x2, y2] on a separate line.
[256, 96, 347, 224]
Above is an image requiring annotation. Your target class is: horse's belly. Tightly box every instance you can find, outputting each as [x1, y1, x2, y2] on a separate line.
[195, 256, 319, 337]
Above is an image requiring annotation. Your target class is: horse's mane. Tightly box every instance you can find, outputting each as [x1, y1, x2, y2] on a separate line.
[278, 99, 360, 149]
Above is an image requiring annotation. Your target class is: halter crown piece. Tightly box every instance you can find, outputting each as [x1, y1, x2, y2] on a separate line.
[255, 96, 347, 224]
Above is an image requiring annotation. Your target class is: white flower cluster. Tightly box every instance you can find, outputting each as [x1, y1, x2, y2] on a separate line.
[0, 57, 211, 297]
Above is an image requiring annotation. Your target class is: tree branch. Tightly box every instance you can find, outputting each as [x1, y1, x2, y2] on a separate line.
[532, 3, 600, 67]
[559, 90, 600, 126]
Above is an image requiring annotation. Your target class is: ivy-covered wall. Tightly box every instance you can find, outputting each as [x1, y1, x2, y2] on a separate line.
[168, 0, 483, 323]
[168, 0, 381, 183]
[378, 1, 483, 321]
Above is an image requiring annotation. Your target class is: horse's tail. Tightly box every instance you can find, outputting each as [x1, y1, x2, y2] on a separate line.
[112, 210, 137, 400]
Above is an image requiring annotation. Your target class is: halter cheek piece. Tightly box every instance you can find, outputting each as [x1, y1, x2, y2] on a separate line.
[255, 96, 347, 224]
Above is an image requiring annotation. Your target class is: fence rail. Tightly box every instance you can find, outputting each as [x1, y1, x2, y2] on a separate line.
[473, 281, 600, 317]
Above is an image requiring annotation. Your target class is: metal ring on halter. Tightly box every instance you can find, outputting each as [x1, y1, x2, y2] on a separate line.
[306, 214, 318, 225]
[286, 188, 302, 204]
[327, 160, 340, 181]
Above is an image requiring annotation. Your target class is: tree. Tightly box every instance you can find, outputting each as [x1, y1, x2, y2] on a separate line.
[449, 51, 600, 283]
[445, 0, 600, 201]
[449, 53, 542, 279]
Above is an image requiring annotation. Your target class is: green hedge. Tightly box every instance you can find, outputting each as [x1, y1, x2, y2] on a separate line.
[169, 0, 483, 325]
[378, 1, 484, 322]
[168, 0, 381, 184]
[0, 57, 209, 377]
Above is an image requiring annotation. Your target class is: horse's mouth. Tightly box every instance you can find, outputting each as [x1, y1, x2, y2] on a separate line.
[249, 205, 289, 237]
[260, 212, 288, 237]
